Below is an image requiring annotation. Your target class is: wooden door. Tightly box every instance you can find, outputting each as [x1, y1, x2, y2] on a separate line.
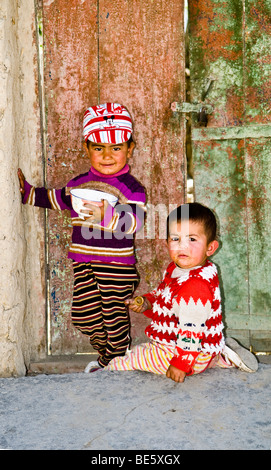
[188, 0, 271, 351]
[41, 0, 186, 354]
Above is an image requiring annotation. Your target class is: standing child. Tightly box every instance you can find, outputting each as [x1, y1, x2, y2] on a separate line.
[104, 202, 258, 382]
[18, 103, 146, 371]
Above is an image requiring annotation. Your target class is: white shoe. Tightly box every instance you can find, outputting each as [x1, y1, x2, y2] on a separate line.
[223, 337, 258, 373]
[84, 361, 101, 373]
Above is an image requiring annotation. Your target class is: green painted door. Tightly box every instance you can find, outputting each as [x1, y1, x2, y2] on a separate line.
[188, 0, 271, 351]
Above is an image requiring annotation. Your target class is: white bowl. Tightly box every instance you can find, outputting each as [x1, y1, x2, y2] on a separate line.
[70, 188, 118, 219]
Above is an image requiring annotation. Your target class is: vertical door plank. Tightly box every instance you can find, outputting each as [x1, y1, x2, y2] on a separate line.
[189, 0, 249, 342]
[189, 0, 245, 128]
[98, 0, 186, 343]
[189, 0, 271, 349]
[43, 0, 99, 353]
[244, 0, 271, 126]
[98, 0, 186, 280]
[245, 0, 271, 350]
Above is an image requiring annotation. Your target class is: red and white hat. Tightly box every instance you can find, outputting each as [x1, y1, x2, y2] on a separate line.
[83, 103, 133, 144]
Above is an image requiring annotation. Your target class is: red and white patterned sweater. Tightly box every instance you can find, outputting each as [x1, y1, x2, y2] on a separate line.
[143, 260, 225, 374]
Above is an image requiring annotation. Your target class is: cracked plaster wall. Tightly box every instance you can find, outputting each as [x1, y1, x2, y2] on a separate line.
[0, 0, 46, 377]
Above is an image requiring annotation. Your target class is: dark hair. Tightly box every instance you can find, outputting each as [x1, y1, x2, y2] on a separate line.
[167, 202, 217, 243]
[127, 135, 134, 147]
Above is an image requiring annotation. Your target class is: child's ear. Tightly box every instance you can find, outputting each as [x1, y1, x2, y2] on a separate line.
[206, 240, 219, 257]
[127, 141, 135, 159]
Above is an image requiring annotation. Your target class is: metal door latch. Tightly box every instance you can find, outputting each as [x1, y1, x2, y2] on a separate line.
[171, 102, 213, 114]
[171, 102, 213, 127]
[171, 78, 215, 126]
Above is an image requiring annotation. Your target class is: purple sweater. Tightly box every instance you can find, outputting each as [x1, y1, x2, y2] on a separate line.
[23, 164, 146, 265]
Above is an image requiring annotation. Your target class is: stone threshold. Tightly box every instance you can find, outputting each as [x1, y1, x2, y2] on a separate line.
[27, 354, 98, 375]
[27, 352, 271, 376]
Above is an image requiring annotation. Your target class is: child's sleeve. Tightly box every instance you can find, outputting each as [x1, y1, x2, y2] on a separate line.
[98, 201, 146, 235]
[141, 267, 172, 319]
[169, 278, 213, 374]
[23, 180, 72, 211]
[97, 180, 146, 235]
[141, 290, 159, 319]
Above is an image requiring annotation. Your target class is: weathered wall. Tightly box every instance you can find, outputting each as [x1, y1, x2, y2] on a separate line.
[0, 0, 45, 377]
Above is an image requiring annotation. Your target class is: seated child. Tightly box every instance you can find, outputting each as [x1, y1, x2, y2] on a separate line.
[104, 202, 258, 382]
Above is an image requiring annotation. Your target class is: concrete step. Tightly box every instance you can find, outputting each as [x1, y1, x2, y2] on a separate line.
[28, 354, 98, 375]
[27, 352, 270, 376]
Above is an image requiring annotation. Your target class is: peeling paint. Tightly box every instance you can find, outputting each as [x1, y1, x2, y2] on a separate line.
[189, 0, 271, 350]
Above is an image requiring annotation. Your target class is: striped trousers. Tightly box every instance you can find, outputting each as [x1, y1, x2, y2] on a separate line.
[71, 262, 139, 367]
[104, 341, 232, 375]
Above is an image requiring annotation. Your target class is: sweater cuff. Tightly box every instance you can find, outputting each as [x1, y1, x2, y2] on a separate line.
[142, 292, 156, 318]
[144, 292, 156, 305]
[170, 351, 199, 374]
[22, 180, 33, 204]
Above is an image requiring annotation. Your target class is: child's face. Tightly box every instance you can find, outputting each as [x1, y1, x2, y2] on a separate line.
[167, 219, 219, 269]
[85, 141, 135, 175]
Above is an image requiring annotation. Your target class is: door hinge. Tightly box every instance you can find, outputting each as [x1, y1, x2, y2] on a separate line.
[171, 102, 213, 114]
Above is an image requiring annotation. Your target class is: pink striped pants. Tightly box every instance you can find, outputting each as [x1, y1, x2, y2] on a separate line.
[104, 340, 232, 376]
